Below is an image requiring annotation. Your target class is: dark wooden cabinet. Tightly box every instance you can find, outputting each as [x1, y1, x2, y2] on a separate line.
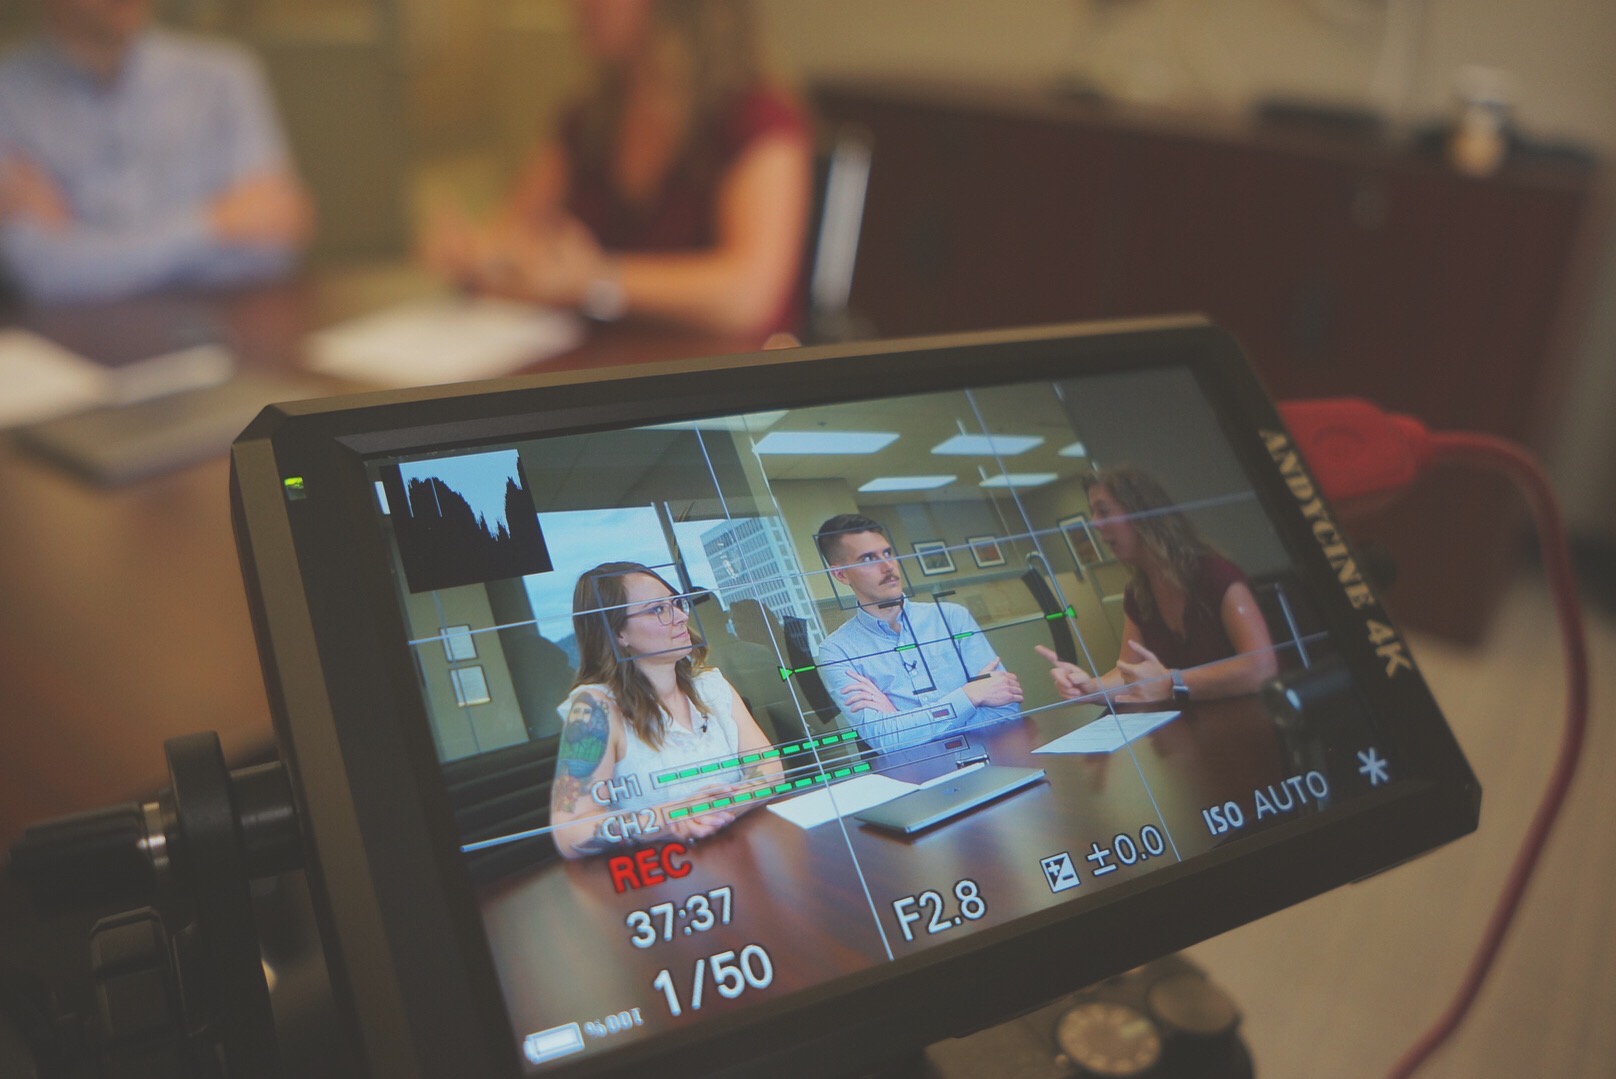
[816, 77, 1600, 642]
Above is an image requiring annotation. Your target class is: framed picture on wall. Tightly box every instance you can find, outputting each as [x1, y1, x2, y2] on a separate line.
[967, 536, 1006, 569]
[913, 540, 955, 576]
[1058, 513, 1104, 572]
[441, 624, 478, 662]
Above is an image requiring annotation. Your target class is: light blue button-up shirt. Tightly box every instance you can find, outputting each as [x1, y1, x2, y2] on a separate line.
[0, 30, 296, 303]
[815, 598, 1021, 752]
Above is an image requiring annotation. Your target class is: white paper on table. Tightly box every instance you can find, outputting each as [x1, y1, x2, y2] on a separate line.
[302, 296, 586, 388]
[0, 329, 115, 428]
[766, 774, 918, 829]
[0, 329, 234, 428]
[1033, 710, 1181, 754]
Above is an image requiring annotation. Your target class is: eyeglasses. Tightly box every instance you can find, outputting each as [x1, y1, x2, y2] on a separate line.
[626, 595, 692, 625]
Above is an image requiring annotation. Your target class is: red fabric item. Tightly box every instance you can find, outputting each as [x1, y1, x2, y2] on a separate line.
[1277, 397, 1432, 505]
[562, 84, 810, 336]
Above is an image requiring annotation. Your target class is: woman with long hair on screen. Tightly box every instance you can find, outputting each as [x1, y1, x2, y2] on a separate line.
[425, 0, 812, 340]
[549, 561, 781, 858]
[1037, 465, 1278, 704]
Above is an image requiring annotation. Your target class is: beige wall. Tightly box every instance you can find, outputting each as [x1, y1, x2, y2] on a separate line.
[762, 0, 1616, 149]
[771, 477, 861, 602]
[401, 0, 585, 165]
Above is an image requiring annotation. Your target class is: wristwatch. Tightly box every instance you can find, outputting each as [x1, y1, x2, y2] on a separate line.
[1170, 668, 1191, 703]
[581, 263, 627, 322]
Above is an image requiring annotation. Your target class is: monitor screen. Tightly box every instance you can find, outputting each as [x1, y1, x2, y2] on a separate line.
[233, 320, 1476, 1078]
[360, 362, 1420, 1071]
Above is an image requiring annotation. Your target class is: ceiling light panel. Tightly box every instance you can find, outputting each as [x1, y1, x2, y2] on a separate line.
[754, 431, 899, 455]
[931, 434, 1043, 456]
[858, 475, 958, 492]
[979, 473, 1059, 489]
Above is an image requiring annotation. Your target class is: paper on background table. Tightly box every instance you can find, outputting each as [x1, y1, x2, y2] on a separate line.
[0, 329, 235, 428]
[303, 296, 586, 387]
[0, 329, 106, 428]
[767, 773, 918, 829]
[13, 371, 326, 486]
[1033, 710, 1181, 754]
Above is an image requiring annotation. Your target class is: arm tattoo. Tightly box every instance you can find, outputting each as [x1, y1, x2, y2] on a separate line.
[553, 692, 610, 814]
[569, 835, 619, 856]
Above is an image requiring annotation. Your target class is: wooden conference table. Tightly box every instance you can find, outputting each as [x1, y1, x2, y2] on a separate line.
[477, 694, 1305, 1052]
[0, 281, 751, 850]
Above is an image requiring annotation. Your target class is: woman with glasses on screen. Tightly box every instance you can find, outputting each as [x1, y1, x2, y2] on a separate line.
[1037, 465, 1278, 705]
[550, 561, 782, 858]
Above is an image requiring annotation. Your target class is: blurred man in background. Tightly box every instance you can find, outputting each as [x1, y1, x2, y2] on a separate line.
[0, 0, 311, 304]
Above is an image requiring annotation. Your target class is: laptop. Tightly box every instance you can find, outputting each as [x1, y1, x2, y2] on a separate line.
[855, 764, 1046, 835]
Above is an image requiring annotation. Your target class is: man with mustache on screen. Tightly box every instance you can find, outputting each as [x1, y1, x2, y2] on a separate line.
[813, 514, 1024, 752]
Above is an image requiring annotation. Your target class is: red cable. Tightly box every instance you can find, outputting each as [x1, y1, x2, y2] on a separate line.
[1382, 432, 1590, 1078]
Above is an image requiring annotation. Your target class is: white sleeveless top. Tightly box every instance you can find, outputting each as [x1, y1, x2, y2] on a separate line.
[556, 668, 741, 815]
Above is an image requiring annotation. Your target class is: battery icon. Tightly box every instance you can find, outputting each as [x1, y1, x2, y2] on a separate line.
[523, 1023, 584, 1065]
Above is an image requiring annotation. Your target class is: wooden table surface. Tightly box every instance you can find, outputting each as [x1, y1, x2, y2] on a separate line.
[0, 282, 750, 848]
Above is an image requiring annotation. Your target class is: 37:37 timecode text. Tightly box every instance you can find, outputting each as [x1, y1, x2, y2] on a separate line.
[626, 886, 734, 948]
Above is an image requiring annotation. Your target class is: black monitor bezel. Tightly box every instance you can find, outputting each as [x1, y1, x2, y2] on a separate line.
[230, 316, 1479, 1078]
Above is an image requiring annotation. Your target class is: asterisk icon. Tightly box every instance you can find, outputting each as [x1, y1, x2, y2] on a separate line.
[1357, 747, 1390, 786]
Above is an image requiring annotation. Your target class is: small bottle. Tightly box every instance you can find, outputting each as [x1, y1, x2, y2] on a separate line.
[1448, 65, 1516, 178]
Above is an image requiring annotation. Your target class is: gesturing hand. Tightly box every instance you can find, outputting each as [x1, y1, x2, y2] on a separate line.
[1114, 639, 1171, 703]
[418, 201, 483, 282]
[1034, 644, 1101, 700]
[471, 214, 607, 307]
[964, 658, 1023, 709]
[839, 671, 897, 714]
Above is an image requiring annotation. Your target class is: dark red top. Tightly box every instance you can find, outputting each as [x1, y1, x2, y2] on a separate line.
[562, 83, 809, 336]
[1122, 552, 1249, 671]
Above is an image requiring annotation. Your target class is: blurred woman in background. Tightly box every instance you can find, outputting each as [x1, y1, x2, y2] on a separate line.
[427, 0, 812, 340]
